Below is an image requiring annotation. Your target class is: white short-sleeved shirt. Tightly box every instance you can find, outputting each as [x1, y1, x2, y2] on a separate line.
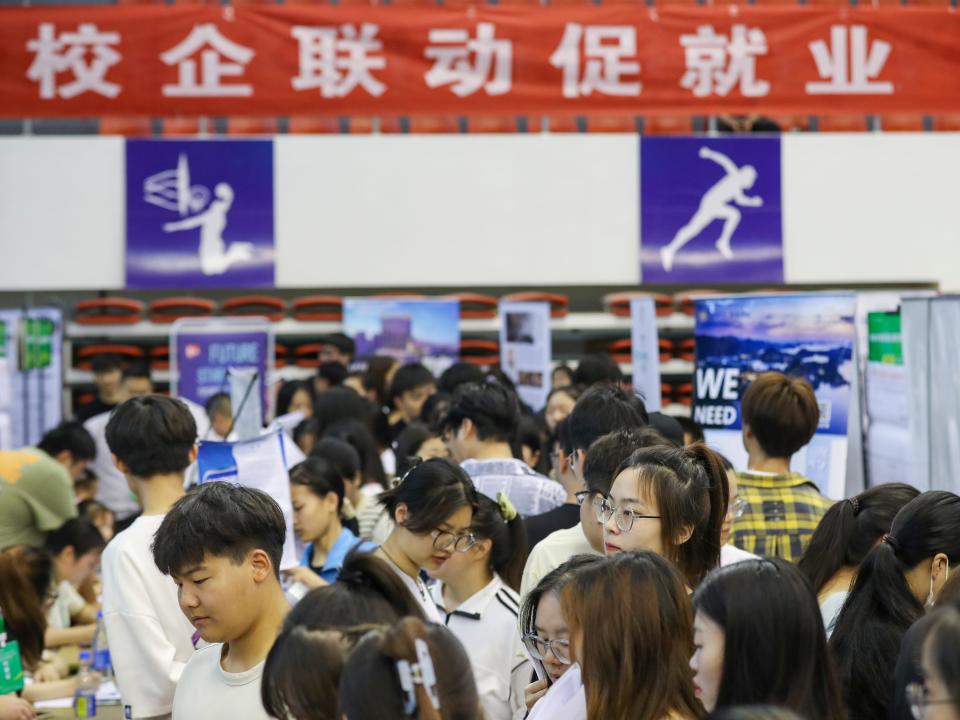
[172, 644, 270, 720]
[47, 579, 86, 630]
[720, 543, 759, 567]
[101, 514, 196, 719]
[431, 577, 530, 720]
[520, 525, 600, 600]
[384, 559, 443, 624]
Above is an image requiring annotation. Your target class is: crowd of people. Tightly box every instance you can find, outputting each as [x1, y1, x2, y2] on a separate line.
[0, 336, 958, 720]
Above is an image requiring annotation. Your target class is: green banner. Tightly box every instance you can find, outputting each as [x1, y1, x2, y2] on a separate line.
[19, 317, 54, 371]
[868, 312, 903, 365]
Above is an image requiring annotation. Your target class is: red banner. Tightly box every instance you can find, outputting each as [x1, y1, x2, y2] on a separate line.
[1, 4, 958, 118]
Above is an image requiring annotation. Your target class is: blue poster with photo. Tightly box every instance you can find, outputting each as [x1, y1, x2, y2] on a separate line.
[640, 137, 783, 285]
[693, 293, 857, 496]
[125, 139, 275, 289]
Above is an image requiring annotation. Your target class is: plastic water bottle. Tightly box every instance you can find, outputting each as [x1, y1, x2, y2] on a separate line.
[74, 650, 98, 718]
[91, 611, 111, 679]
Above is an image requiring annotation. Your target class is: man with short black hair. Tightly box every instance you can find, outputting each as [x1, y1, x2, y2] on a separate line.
[205, 392, 233, 441]
[122, 363, 154, 397]
[445, 382, 566, 517]
[566, 384, 648, 485]
[101, 395, 198, 720]
[316, 332, 355, 367]
[153, 482, 288, 720]
[76, 354, 124, 422]
[572, 354, 623, 389]
[37, 421, 96, 481]
[733, 371, 833, 561]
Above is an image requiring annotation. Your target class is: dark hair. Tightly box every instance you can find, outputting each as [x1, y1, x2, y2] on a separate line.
[583, 427, 670, 495]
[555, 417, 574, 457]
[276, 380, 315, 418]
[693, 559, 845, 719]
[152, 482, 287, 579]
[515, 415, 549, 475]
[389, 364, 436, 404]
[420, 392, 451, 434]
[290, 550, 425, 628]
[76, 499, 115, 537]
[675, 416, 706, 445]
[551, 364, 575, 387]
[562, 551, 700, 720]
[262, 627, 344, 720]
[379, 459, 479, 535]
[925, 606, 960, 714]
[394, 422, 436, 478]
[568, 384, 648, 453]
[470, 494, 527, 592]
[323, 418, 388, 489]
[290, 458, 347, 514]
[438, 362, 485, 396]
[706, 707, 807, 720]
[741, 372, 819, 459]
[91, 353, 122, 374]
[443, 382, 520, 443]
[262, 552, 424, 720]
[45, 517, 106, 558]
[519, 554, 604, 638]
[648, 412, 685, 447]
[830, 491, 960, 720]
[105, 395, 197, 478]
[0, 545, 52, 669]
[798, 483, 920, 594]
[339, 617, 481, 720]
[293, 419, 319, 452]
[363, 356, 400, 407]
[122, 362, 151, 382]
[613, 443, 728, 587]
[204, 392, 231, 419]
[310, 438, 361, 485]
[319, 361, 349, 388]
[314, 387, 374, 438]
[572, 354, 623, 388]
[318, 333, 355, 357]
[38, 421, 96, 461]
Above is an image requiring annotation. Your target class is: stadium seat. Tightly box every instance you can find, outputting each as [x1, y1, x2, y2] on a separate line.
[288, 116, 343, 134]
[98, 117, 152, 136]
[74, 298, 144, 325]
[226, 117, 279, 135]
[221, 295, 287, 321]
[148, 297, 217, 324]
[161, 117, 202, 136]
[291, 295, 344, 321]
[641, 116, 695, 135]
[880, 114, 928, 132]
[501, 292, 569, 318]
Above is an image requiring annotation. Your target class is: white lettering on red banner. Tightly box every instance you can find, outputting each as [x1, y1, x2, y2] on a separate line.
[161, 24, 255, 97]
[806, 25, 893, 95]
[26, 23, 121, 100]
[680, 25, 770, 98]
[291, 23, 387, 98]
[550, 24, 641, 99]
[424, 22, 512, 98]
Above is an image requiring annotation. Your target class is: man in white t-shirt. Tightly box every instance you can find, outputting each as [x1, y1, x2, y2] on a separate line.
[152, 482, 290, 720]
[100, 395, 199, 720]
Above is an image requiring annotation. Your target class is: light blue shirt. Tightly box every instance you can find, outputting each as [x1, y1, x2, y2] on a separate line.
[301, 526, 376, 584]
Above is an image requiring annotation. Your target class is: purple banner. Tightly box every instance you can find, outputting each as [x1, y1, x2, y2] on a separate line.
[640, 137, 783, 285]
[126, 139, 275, 289]
[175, 331, 269, 417]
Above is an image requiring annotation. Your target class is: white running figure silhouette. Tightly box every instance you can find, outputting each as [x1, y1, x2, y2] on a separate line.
[162, 182, 254, 276]
[660, 146, 764, 273]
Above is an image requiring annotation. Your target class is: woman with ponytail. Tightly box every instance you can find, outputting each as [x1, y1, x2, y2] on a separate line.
[798, 483, 918, 635]
[288, 458, 376, 589]
[262, 552, 424, 720]
[428, 493, 530, 720]
[601, 443, 727, 588]
[830, 490, 960, 720]
[340, 617, 482, 720]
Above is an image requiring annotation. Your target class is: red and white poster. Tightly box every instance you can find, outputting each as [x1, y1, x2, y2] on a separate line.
[1, 4, 958, 118]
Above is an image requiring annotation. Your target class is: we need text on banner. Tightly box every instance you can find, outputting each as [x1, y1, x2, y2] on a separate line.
[1, 5, 959, 117]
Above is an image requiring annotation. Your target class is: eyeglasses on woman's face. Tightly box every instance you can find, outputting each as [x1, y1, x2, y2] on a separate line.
[430, 528, 477, 553]
[522, 632, 572, 665]
[596, 496, 661, 533]
[907, 681, 959, 720]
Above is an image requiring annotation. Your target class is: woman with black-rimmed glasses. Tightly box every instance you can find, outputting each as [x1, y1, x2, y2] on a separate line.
[375, 458, 480, 623]
[600, 444, 728, 590]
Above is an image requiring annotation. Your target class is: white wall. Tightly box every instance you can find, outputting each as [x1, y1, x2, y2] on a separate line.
[1, 134, 959, 291]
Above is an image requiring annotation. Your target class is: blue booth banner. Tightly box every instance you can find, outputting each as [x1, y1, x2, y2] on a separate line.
[126, 139, 275, 289]
[640, 137, 784, 285]
[693, 293, 856, 497]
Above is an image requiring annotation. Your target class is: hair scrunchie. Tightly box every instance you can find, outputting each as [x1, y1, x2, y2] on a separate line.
[497, 492, 518, 522]
[882, 533, 900, 554]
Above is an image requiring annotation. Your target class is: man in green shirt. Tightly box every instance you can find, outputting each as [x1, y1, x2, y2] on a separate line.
[0, 448, 76, 550]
